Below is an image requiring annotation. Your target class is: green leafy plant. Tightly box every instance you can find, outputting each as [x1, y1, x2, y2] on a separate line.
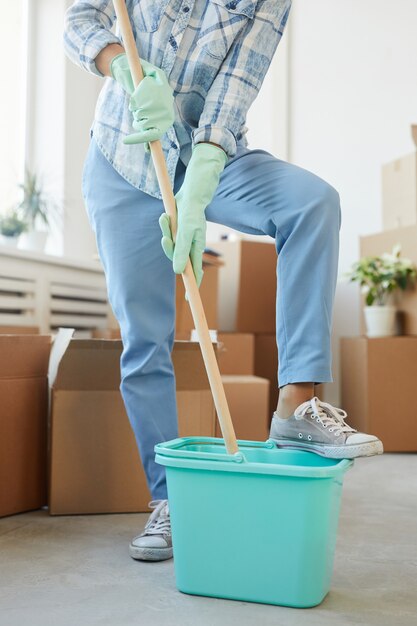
[16, 169, 59, 230]
[348, 245, 417, 306]
[0, 211, 27, 238]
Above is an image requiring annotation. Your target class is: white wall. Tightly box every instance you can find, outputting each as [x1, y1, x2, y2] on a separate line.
[289, 0, 417, 272]
[287, 0, 417, 403]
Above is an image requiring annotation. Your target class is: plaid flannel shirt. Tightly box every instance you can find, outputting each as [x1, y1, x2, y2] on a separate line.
[64, 0, 291, 199]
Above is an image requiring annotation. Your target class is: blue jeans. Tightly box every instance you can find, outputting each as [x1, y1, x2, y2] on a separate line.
[82, 139, 341, 499]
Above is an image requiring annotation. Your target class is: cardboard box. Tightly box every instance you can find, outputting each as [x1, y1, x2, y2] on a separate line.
[360, 225, 417, 334]
[49, 339, 216, 515]
[0, 335, 51, 517]
[215, 375, 270, 441]
[218, 332, 254, 375]
[254, 334, 279, 416]
[382, 125, 417, 229]
[341, 337, 417, 452]
[215, 240, 277, 333]
[0, 326, 40, 334]
[92, 328, 121, 339]
[175, 252, 223, 336]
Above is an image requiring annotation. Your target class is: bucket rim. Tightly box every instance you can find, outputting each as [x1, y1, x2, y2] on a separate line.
[155, 437, 354, 478]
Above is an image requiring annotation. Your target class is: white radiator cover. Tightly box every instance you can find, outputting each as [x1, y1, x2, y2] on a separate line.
[0, 247, 110, 336]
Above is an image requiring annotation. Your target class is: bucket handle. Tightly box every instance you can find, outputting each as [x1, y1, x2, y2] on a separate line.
[155, 442, 246, 464]
[154, 437, 276, 464]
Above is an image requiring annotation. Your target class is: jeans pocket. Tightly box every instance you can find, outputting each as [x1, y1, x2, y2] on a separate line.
[197, 0, 256, 60]
[131, 0, 170, 32]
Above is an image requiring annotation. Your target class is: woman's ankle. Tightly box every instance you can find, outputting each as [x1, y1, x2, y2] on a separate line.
[276, 383, 314, 418]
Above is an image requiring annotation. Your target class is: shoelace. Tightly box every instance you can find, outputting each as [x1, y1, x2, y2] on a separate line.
[295, 397, 356, 437]
[143, 500, 171, 536]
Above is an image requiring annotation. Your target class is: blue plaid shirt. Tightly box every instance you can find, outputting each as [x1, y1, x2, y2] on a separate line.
[64, 0, 291, 199]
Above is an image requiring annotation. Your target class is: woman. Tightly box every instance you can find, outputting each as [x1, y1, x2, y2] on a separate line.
[64, 0, 382, 563]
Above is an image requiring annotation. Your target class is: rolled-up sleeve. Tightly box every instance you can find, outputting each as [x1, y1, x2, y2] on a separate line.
[192, 0, 292, 157]
[64, 0, 121, 76]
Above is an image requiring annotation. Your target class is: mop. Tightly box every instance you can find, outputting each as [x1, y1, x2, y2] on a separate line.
[112, 1, 353, 608]
[112, 0, 239, 455]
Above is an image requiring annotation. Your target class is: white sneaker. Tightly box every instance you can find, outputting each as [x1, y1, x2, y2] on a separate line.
[270, 396, 383, 459]
[129, 500, 172, 562]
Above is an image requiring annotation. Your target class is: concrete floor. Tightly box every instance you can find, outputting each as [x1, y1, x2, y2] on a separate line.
[1, 454, 416, 626]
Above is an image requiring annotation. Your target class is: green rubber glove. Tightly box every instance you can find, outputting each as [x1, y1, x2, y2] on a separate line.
[159, 143, 227, 286]
[110, 53, 174, 146]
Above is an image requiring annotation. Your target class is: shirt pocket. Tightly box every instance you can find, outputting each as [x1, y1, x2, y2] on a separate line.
[197, 0, 256, 60]
[131, 0, 170, 32]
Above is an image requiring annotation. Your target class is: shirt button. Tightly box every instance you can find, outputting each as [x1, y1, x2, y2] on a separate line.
[183, 6, 190, 12]
[171, 141, 178, 149]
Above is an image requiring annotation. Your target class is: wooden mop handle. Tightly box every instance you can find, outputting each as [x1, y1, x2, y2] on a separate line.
[113, 0, 239, 455]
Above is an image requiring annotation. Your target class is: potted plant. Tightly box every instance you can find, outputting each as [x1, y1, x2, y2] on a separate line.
[348, 245, 417, 337]
[0, 210, 27, 248]
[16, 169, 59, 253]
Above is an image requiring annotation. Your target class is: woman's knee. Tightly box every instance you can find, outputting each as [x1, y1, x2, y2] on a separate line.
[319, 179, 341, 222]
[305, 176, 341, 232]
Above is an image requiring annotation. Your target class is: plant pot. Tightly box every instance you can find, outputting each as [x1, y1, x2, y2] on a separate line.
[364, 305, 397, 338]
[19, 230, 48, 253]
[0, 234, 20, 248]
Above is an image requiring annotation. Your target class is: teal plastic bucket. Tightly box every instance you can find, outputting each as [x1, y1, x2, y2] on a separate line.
[155, 437, 353, 608]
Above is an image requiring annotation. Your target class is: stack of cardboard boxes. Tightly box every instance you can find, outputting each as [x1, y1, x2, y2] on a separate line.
[217, 333, 270, 441]
[341, 125, 417, 451]
[0, 329, 51, 518]
[214, 239, 278, 438]
[1, 240, 280, 518]
[0, 325, 219, 517]
[176, 240, 279, 441]
[216, 239, 278, 407]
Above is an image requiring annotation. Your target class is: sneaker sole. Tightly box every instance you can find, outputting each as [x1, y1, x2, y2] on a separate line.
[271, 437, 384, 459]
[129, 544, 173, 562]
